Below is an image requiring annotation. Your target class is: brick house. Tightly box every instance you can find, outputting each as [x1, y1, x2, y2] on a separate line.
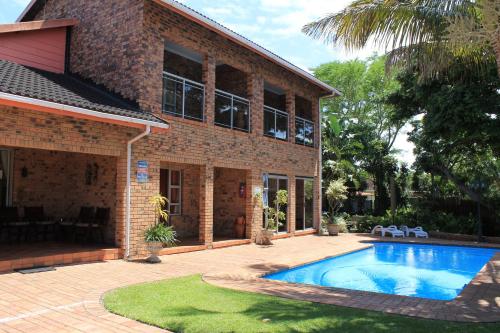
[0, 0, 338, 267]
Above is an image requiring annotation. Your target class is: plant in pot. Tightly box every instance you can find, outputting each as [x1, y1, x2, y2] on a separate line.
[325, 179, 348, 236]
[144, 194, 177, 263]
[261, 189, 288, 245]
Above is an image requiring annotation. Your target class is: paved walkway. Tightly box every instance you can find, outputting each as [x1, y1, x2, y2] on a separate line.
[0, 234, 498, 332]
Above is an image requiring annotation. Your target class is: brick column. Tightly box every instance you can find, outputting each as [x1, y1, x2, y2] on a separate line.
[286, 91, 295, 143]
[313, 168, 321, 230]
[288, 174, 296, 234]
[247, 72, 264, 136]
[115, 155, 127, 250]
[311, 97, 320, 149]
[245, 169, 262, 241]
[199, 164, 214, 246]
[203, 54, 216, 125]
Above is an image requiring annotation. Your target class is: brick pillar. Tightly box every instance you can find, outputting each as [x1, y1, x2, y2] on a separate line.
[199, 164, 214, 246]
[313, 168, 321, 230]
[138, 28, 164, 115]
[247, 72, 264, 136]
[286, 91, 295, 143]
[203, 54, 216, 125]
[288, 174, 296, 234]
[115, 155, 127, 250]
[245, 169, 262, 241]
[311, 97, 320, 149]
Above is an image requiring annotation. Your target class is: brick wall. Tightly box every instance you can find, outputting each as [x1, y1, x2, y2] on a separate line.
[213, 167, 246, 238]
[11, 148, 117, 243]
[164, 50, 202, 82]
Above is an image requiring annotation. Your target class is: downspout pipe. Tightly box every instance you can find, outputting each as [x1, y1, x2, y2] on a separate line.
[317, 98, 323, 233]
[125, 125, 151, 259]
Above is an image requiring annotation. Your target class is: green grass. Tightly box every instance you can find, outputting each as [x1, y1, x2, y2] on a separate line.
[104, 275, 499, 333]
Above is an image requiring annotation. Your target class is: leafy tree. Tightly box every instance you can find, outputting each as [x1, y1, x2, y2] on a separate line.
[387, 59, 500, 236]
[303, 0, 499, 80]
[314, 55, 403, 215]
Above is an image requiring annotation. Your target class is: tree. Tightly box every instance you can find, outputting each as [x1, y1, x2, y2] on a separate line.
[303, 0, 499, 79]
[325, 179, 348, 216]
[387, 59, 500, 237]
[315, 56, 403, 215]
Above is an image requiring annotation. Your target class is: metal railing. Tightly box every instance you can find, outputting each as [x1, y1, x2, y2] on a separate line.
[214, 89, 250, 132]
[162, 72, 205, 122]
[264, 105, 288, 141]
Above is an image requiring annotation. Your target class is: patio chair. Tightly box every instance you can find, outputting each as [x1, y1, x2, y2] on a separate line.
[74, 206, 96, 243]
[88, 207, 110, 243]
[0, 207, 28, 243]
[401, 225, 428, 238]
[384, 225, 405, 238]
[24, 206, 56, 241]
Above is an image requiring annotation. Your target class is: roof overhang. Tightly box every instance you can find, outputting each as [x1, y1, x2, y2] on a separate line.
[154, 0, 340, 97]
[1, 18, 78, 34]
[0, 92, 169, 133]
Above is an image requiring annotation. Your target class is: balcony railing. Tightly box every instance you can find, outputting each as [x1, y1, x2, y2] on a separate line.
[162, 72, 205, 122]
[214, 89, 250, 132]
[264, 105, 288, 141]
[295, 116, 314, 147]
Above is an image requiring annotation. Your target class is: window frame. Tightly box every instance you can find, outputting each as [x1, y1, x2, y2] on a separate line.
[295, 116, 315, 147]
[214, 89, 250, 132]
[167, 169, 182, 216]
[162, 72, 205, 122]
[263, 105, 288, 141]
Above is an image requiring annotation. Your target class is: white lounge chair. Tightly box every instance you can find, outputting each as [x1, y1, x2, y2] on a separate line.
[371, 225, 405, 238]
[401, 225, 429, 238]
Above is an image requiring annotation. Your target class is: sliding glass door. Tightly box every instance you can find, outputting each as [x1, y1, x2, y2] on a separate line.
[295, 178, 314, 230]
[0, 149, 12, 208]
[263, 174, 288, 233]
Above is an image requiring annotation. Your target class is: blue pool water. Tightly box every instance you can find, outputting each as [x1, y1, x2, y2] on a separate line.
[265, 243, 498, 300]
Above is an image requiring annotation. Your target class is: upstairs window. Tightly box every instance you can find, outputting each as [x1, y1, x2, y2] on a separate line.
[163, 43, 204, 121]
[215, 90, 250, 131]
[264, 106, 288, 140]
[295, 95, 314, 147]
[163, 73, 204, 121]
[215, 64, 250, 132]
[264, 84, 287, 141]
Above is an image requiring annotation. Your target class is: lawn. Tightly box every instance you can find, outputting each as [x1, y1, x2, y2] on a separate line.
[104, 275, 499, 333]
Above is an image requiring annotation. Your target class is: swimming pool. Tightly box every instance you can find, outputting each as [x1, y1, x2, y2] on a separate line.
[264, 242, 498, 300]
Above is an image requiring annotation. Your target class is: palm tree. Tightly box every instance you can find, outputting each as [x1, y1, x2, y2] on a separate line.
[303, 0, 499, 78]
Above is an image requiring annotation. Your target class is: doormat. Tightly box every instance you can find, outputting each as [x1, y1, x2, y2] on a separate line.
[15, 266, 56, 274]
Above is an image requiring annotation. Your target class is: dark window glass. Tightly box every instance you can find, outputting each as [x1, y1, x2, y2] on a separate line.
[233, 98, 249, 131]
[304, 121, 314, 146]
[275, 113, 288, 140]
[184, 83, 204, 120]
[295, 119, 304, 145]
[215, 93, 232, 127]
[264, 108, 275, 137]
[163, 77, 183, 116]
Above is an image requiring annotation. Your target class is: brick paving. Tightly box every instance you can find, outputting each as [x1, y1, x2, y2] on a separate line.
[0, 234, 498, 332]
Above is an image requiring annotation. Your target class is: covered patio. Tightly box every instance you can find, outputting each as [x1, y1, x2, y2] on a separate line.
[0, 146, 121, 272]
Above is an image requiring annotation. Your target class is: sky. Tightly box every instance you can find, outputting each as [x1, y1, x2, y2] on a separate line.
[0, 0, 415, 164]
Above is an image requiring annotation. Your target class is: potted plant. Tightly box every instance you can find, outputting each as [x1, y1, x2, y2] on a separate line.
[261, 189, 288, 245]
[144, 194, 177, 263]
[325, 179, 348, 236]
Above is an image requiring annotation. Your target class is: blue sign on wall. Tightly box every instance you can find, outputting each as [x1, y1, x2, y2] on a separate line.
[137, 160, 149, 183]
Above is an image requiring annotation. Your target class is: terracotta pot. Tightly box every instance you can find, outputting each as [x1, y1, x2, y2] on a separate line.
[260, 229, 274, 245]
[146, 241, 163, 263]
[234, 217, 246, 239]
[327, 224, 340, 236]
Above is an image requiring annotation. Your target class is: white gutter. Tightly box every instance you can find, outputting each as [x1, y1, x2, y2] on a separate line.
[125, 125, 151, 259]
[0, 92, 169, 130]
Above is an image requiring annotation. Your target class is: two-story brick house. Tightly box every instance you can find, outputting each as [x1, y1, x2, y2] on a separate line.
[0, 0, 338, 269]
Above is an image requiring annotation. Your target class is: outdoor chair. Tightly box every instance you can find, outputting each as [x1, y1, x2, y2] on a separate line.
[0, 207, 28, 243]
[24, 206, 56, 241]
[401, 225, 429, 238]
[88, 207, 110, 243]
[74, 206, 96, 243]
[371, 225, 405, 238]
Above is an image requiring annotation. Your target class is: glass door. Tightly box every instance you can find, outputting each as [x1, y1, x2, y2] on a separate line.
[0, 149, 12, 208]
[263, 174, 288, 233]
[295, 178, 314, 230]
